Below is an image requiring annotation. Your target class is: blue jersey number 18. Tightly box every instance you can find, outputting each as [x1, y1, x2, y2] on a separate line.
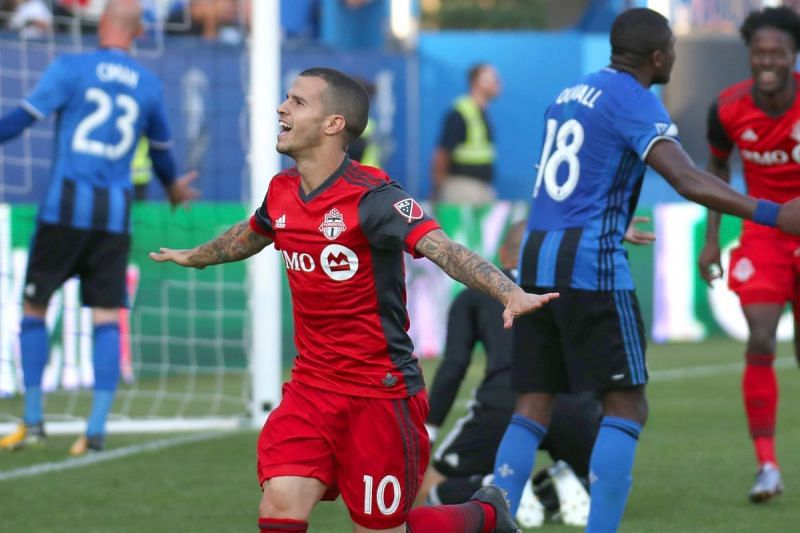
[533, 118, 584, 202]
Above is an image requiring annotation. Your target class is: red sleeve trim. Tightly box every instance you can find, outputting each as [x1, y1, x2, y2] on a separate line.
[708, 144, 730, 160]
[405, 220, 441, 258]
[249, 215, 275, 239]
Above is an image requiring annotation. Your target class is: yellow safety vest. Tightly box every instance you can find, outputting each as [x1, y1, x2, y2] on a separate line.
[132, 137, 153, 186]
[452, 96, 495, 166]
[360, 119, 381, 168]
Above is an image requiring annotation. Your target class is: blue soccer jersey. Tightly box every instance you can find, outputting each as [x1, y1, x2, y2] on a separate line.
[519, 68, 679, 291]
[22, 48, 172, 233]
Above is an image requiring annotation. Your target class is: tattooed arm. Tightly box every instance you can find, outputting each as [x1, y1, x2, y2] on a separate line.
[149, 220, 272, 268]
[415, 229, 558, 328]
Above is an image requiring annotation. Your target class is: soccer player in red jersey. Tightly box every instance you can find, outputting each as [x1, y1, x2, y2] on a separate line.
[151, 67, 558, 532]
[699, 6, 800, 503]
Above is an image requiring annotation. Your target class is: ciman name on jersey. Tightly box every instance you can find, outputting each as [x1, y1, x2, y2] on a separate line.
[96, 62, 139, 88]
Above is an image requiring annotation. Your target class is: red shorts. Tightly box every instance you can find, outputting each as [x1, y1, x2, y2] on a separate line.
[728, 225, 800, 305]
[257, 380, 430, 529]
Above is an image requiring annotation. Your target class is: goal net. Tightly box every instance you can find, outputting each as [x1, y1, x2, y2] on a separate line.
[0, 0, 281, 435]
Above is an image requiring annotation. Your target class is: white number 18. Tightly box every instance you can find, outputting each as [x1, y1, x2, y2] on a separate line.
[533, 118, 584, 201]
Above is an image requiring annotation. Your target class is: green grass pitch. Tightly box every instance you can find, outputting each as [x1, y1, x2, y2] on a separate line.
[2, 339, 799, 532]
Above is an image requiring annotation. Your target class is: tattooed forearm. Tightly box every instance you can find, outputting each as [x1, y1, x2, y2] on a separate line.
[188, 221, 272, 267]
[416, 229, 519, 303]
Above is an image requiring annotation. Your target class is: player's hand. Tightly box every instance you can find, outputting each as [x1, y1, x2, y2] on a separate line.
[777, 197, 800, 236]
[698, 243, 722, 286]
[624, 216, 655, 245]
[167, 170, 201, 210]
[502, 289, 559, 329]
[149, 247, 205, 269]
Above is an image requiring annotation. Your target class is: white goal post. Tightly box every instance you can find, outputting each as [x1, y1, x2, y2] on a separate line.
[247, 0, 282, 429]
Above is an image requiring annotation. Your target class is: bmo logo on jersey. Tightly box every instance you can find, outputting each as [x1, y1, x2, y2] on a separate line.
[282, 245, 359, 281]
[282, 251, 316, 272]
[320, 244, 359, 281]
[741, 145, 800, 166]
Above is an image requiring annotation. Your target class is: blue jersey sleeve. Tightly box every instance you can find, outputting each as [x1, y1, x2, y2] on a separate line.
[22, 57, 73, 119]
[144, 82, 172, 148]
[613, 89, 679, 162]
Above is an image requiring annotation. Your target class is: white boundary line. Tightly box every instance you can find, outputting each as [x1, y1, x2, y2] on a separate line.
[649, 356, 795, 381]
[0, 431, 232, 482]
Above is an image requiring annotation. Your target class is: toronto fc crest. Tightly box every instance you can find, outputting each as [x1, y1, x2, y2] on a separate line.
[319, 208, 346, 240]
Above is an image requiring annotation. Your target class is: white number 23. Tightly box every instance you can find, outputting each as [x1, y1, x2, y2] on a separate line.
[72, 88, 139, 160]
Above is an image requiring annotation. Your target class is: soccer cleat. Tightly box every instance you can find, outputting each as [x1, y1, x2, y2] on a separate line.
[471, 484, 521, 533]
[516, 478, 545, 528]
[549, 460, 590, 526]
[749, 464, 784, 503]
[69, 434, 104, 456]
[0, 423, 46, 451]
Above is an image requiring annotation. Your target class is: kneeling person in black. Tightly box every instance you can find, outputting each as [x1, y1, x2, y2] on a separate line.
[416, 222, 603, 519]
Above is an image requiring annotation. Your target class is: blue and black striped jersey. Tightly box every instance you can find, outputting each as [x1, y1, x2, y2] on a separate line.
[23, 48, 172, 233]
[520, 68, 679, 291]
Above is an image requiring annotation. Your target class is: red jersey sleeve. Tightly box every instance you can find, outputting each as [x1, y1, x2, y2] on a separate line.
[358, 182, 440, 258]
[707, 100, 733, 159]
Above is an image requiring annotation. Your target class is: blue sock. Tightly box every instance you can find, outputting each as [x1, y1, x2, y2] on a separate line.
[492, 413, 547, 515]
[87, 323, 120, 437]
[587, 416, 643, 533]
[20, 316, 48, 426]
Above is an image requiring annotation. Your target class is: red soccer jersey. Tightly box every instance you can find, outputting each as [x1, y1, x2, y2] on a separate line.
[708, 73, 800, 204]
[249, 157, 440, 399]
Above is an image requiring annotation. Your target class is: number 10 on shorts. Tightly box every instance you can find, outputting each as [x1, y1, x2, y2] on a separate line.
[363, 474, 402, 515]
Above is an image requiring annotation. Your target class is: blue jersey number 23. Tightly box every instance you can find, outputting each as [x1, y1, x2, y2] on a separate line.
[71, 88, 139, 161]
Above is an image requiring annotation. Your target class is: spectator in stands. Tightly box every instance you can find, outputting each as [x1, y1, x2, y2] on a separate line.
[167, 0, 247, 43]
[281, 0, 319, 46]
[432, 63, 501, 205]
[7, 0, 52, 39]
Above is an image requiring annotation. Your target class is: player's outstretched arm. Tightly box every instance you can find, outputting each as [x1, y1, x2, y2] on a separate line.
[647, 140, 800, 236]
[415, 229, 559, 328]
[149, 220, 272, 269]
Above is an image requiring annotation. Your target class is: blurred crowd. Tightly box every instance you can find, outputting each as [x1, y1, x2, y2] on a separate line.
[0, 0, 249, 42]
[0, 0, 379, 45]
